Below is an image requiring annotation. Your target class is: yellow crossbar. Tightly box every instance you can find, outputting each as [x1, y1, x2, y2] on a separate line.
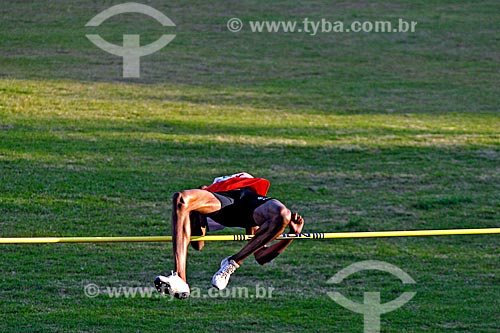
[1, 228, 499, 244]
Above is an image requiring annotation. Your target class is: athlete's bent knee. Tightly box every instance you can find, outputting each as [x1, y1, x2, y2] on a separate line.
[172, 191, 190, 211]
[270, 206, 291, 232]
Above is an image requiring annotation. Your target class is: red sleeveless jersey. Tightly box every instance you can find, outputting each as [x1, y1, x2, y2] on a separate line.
[204, 177, 270, 196]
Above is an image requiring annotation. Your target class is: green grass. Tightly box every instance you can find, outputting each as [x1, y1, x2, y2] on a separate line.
[1, 1, 499, 332]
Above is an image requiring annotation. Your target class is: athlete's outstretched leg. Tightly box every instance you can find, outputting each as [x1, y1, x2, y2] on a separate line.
[155, 189, 220, 299]
[171, 189, 221, 281]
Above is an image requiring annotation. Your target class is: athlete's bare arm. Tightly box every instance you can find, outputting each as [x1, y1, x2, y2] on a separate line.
[253, 212, 304, 265]
[229, 199, 295, 265]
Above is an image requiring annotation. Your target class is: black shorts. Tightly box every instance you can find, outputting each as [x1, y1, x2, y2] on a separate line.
[208, 189, 272, 228]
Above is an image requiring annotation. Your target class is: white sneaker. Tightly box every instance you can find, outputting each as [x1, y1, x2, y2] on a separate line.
[211, 256, 240, 290]
[154, 272, 190, 299]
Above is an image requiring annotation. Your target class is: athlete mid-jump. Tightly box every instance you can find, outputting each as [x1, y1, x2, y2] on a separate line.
[154, 172, 304, 299]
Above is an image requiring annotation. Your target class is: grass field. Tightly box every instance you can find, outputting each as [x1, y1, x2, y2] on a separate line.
[1, 1, 499, 332]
